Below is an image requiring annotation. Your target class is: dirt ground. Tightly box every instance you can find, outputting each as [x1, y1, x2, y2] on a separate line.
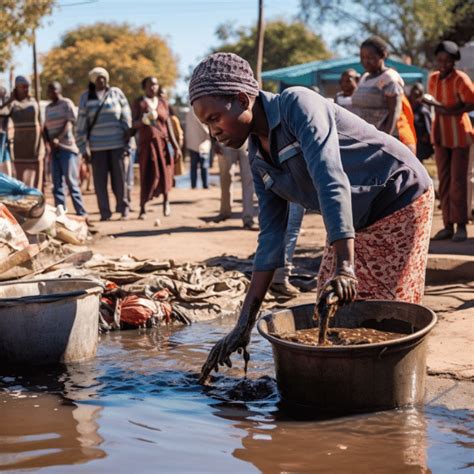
[74, 165, 473, 406]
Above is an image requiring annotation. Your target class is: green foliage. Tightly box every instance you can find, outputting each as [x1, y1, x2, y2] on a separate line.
[211, 19, 332, 91]
[299, 0, 474, 67]
[0, 0, 56, 71]
[40, 22, 178, 104]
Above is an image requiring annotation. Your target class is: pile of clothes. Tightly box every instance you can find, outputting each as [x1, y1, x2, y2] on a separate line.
[99, 281, 178, 331]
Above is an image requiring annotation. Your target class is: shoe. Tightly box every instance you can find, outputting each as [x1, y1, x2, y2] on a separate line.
[271, 281, 300, 297]
[138, 212, 146, 220]
[214, 213, 230, 223]
[120, 214, 129, 221]
[100, 216, 111, 222]
[452, 227, 467, 242]
[163, 202, 171, 217]
[243, 221, 259, 231]
[432, 227, 453, 240]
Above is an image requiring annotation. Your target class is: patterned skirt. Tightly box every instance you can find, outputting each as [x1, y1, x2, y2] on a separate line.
[317, 187, 434, 304]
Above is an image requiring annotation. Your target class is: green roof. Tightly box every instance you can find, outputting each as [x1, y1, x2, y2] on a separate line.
[262, 56, 427, 87]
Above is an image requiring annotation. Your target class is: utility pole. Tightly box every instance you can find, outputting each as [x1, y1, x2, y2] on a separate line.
[255, 0, 265, 87]
[32, 29, 40, 101]
[9, 66, 14, 93]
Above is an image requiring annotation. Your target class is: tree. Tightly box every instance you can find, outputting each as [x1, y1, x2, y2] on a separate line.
[212, 19, 332, 90]
[41, 23, 178, 103]
[0, 0, 56, 71]
[299, 0, 474, 67]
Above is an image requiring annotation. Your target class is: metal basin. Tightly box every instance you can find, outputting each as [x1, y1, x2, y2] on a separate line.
[257, 301, 437, 414]
[0, 278, 103, 365]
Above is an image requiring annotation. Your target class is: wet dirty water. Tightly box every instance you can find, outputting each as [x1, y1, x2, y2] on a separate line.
[0, 317, 473, 473]
[274, 326, 404, 346]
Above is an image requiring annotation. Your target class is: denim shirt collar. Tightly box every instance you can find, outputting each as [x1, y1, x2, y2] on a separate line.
[249, 91, 283, 166]
[258, 90, 281, 131]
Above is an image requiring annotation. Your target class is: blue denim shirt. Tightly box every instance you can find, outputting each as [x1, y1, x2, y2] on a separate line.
[250, 87, 431, 272]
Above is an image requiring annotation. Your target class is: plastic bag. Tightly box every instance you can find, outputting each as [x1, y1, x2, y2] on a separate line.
[0, 173, 42, 197]
[0, 173, 44, 218]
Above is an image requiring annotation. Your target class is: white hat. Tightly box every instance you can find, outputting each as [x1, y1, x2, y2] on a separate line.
[88, 66, 109, 84]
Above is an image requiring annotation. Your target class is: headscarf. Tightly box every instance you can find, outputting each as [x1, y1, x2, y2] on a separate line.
[15, 75, 31, 87]
[89, 66, 110, 84]
[188, 52, 259, 104]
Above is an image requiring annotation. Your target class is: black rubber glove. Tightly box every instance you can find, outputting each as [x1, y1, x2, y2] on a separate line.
[326, 270, 358, 304]
[199, 326, 251, 384]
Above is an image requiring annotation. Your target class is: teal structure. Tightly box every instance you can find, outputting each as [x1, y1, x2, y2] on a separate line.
[262, 56, 428, 95]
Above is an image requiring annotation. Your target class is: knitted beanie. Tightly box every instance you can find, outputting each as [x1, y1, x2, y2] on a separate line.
[189, 52, 259, 104]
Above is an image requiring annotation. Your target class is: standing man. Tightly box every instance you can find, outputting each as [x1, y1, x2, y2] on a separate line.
[44, 82, 87, 217]
[215, 142, 257, 230]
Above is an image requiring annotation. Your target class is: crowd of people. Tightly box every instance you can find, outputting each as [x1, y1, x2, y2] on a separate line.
[0, 67, 184, 224]
[0, 37, 472, 252]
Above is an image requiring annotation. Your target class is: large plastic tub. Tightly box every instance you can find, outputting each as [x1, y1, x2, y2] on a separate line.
[257, 301, 437, 414]
[0, 278, 103, 365]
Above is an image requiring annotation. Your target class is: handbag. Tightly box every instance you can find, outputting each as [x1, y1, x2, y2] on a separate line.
[174, 152, 185, 176]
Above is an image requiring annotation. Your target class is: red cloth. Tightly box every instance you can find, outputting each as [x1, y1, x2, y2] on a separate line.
[132, 97, 175, 207]
[317, 187, 434, 304]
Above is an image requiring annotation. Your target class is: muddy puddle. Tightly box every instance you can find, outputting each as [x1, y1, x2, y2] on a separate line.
[0, 317, 472, 472]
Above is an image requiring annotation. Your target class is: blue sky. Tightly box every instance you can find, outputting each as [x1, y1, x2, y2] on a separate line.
[2, 0, 339, 96]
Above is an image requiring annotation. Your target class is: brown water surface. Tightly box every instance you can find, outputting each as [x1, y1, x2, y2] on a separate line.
[0, 317, 472, 472]
[274, 327, 403, 345]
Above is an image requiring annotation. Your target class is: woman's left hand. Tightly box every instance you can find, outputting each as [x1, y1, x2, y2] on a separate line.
[326, 269, 358, 304]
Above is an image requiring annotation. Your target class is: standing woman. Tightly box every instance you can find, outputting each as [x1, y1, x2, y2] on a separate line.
[132, 76, 182, 219]
[76, 67, 131, 221]
[0, 76, 45, 189]
[189, 53, 433, 381]
[352, 36, 416, 154]
[427, 41, 474, 242]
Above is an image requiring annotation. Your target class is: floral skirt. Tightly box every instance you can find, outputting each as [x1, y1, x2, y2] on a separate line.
[317, 187, 434, 304]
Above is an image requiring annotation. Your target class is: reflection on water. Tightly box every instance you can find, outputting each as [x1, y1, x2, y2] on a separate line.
[0, 388, 105, 470]
[0, 320, 472, 472]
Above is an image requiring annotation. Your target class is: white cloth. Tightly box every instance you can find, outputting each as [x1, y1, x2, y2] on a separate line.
[185, 109, 210, 152]
[96, 89, 106, 101]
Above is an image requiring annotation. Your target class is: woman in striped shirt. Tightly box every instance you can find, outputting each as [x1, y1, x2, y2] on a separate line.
[76, 67, 132, 221]
[427, 41, 474, 242]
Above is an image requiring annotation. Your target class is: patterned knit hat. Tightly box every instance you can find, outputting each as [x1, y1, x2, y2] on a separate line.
[189, 52, 259, 104]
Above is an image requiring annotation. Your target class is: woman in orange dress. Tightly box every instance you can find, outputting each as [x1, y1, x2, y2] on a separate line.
[132, 77, 182, 219]
[427, 41, 474, 242]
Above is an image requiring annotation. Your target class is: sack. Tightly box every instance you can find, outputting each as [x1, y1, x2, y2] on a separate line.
[174, 154, 185, 176]
[170, 115, 184, 147]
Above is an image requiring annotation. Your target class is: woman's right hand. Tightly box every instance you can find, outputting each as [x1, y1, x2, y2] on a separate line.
[198, 270, 274, 385]
[199, 326, 251, 384]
